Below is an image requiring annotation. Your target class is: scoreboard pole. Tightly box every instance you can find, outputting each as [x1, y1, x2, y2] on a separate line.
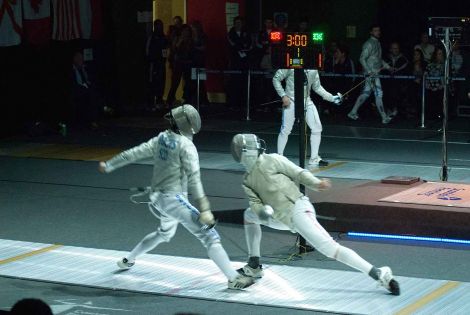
[294, 69, 311, 254]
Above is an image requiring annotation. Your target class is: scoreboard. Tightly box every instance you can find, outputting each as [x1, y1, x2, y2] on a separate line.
[269, 32, 324, 69]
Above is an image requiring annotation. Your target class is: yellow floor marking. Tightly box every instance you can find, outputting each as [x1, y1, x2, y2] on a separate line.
[0, 143, 122, 161]
[311, 161, 347, 174]
[394, 281, 461, 315]
[0, 244, 63, 265]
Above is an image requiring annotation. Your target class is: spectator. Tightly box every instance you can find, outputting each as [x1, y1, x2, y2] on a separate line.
[10, 298, 53, 315]
[146, 19, 169, 110]
[425, 47, 446, 120]
[254, 18, 277, 112]
[384, 41, 409, 117]
[227, 16, 252, 112]
[71, 50, 98, 130]
[404, 49, 427, 118]
[166, 24, 194, 107]
[323, 41, 338, 72]
[294, 17, 310, 33]
[190, 20, 208, 105]
[414, 32, 435, 63]
[324, 44, 356, 115]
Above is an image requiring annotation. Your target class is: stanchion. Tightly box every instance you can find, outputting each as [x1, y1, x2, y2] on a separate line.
[420, 73, 426, 128]
[246, 69, 251, 121]
[196, 68, 200, 112]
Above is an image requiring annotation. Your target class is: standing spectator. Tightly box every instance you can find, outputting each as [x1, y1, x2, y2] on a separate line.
[190, 20, 208, 105]
[166, 25, 194, 107]
[384, 42, 409, 118]
[227, 16, 252, 112]
[255, 18, 276, 112]
[414, 32, 435, 63]
[425, 47, 446, 120]
[404, 49, 427, 118]
[146, 19, 169, 110]
[294, 17, 310, 33]
[348, 24, 393, 124]
[71, 50, 98, 130]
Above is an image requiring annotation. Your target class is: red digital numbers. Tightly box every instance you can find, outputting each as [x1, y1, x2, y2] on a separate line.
[286, 34, 307, 47]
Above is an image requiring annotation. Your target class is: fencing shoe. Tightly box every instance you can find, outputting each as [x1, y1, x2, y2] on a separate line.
[117, 258, 135, 270]
[347, 112, 359, 120]
[237, 264, 264, 279]
[382, 115, 392, 124]
[308, 157, 329, 168]
[228, 274, 255, 290]
[377, 266, 400, 295]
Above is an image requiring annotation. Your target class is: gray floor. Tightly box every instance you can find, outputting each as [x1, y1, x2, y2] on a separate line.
[1, 116, 470, 314]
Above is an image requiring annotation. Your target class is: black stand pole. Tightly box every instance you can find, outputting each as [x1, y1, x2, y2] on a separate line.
[294, 69, 313, 254]
[440, 28, 451, 181]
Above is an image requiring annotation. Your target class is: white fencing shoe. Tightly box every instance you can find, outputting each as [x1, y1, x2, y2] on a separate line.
[228, 274, 255, 290]
[117, 258, 135, 270]
[377, 266, 400, 295]
[237, 264, 264, 278]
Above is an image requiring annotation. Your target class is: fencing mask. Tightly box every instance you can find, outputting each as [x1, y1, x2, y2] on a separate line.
[166, 104, 201, 139]
[230, 134, 266, 171]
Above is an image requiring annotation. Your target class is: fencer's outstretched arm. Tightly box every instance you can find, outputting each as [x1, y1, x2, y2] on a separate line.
[100, 138, 156, 173]
[311, 71, 335, 102]
[274, 155, 328, 191]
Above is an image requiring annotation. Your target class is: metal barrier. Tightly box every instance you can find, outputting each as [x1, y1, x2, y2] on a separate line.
[195, 68, 466, 125]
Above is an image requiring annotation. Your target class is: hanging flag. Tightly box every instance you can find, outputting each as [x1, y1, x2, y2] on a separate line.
[0, 0, 23, 46]
[52, 0, 102, 41]
[23, 0, 51, 45]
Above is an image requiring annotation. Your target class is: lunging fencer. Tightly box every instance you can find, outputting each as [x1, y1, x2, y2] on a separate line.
[230, 133, 400, 295]
[98, 104, 254, 290]
[273, 69, 342, 168]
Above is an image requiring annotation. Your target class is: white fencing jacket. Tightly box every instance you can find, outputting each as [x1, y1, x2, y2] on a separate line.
[272, 69, 335, 107]
[242, 153, 322, 229]
[104, 130, 205, 200]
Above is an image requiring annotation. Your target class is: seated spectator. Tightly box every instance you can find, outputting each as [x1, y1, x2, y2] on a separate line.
[331, 44, 356, 107]
[384, 42, 409, 117]
[72, 50, 98, 129]
[425, 47, 445, 120]
[403, 49, 427, 118]
[414, 32, 435, 63]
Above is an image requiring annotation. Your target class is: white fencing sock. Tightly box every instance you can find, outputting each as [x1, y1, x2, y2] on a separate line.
[208, 243, 239, 281]
[244, 223, 261, 257]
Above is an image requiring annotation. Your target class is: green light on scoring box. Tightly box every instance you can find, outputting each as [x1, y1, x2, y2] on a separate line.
[312, 32, 324, 41]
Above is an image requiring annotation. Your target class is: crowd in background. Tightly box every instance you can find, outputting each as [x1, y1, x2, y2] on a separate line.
[44, 15, 470, 136]
[138, 15, 470, 124]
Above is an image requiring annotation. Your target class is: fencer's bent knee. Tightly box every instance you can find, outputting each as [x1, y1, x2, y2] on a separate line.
[244, 207, 258, 224]
[156, 225, 177, 242]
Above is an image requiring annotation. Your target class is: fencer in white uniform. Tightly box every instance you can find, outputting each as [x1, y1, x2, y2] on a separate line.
[272, 69, 341, 168]
[98, 105, 254, 290]
[230, 133, 400, 295]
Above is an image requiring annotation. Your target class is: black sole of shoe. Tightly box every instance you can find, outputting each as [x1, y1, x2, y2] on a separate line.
[389, 279, 400, 296]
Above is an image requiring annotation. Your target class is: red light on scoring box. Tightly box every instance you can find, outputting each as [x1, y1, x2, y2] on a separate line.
[270, 31, 282, 42]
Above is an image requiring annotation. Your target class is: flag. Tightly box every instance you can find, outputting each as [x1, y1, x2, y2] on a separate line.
[23, 0, 51, 45]
[0, 0, 23, 46]
[52, 0, 102, 41]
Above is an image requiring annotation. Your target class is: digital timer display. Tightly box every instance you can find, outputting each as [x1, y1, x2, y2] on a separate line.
[269, 32, 324, 69]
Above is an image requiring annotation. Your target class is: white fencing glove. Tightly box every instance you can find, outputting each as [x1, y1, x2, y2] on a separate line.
[197, 196, 216, 228]
[258, 205, 274, 223]
[332, 93, 342, 105]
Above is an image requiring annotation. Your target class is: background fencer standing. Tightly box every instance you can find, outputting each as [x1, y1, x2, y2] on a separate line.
[98, 104, 254, 290]
[230, 133, 400, 296]
[272, 69, 341, 168]
[347, 24, 394, 124]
